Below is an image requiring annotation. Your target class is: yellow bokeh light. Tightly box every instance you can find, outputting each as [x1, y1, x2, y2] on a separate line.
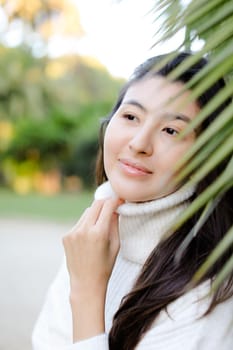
[45, 61, 67, 79]
[0, 121, 14, 150]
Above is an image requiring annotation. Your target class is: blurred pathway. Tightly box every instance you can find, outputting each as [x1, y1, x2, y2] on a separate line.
[0, 218, 71, 350]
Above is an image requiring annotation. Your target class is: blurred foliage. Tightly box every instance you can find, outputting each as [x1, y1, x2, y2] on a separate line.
[0, 0, 125, 195]
[0, 45, 122, 120]
[0, 0, 84, 43]
[0, 45, 124, 194]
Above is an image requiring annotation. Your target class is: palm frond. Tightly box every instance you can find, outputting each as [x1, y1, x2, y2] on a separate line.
[171, 156, 233, 231]
[193, 225, 233, 285]
[152, 0, 233, 291]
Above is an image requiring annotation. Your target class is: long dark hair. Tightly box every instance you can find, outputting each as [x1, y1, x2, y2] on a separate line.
[96, 52, 233, 350]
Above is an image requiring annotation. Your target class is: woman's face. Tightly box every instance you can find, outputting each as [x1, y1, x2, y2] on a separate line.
[104, 76, 200, 202]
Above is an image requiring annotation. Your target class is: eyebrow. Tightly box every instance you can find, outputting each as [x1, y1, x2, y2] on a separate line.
[170, 113, 192, 124]
[122, 99, 192, 124]
[122, 99, 147, 112]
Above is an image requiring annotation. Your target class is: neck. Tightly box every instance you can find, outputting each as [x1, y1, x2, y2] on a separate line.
[95, 182, 195, 265]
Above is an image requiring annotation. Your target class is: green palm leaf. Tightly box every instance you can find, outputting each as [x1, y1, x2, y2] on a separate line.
[151, 0, 233, 291]
[193, 225, 233, 286]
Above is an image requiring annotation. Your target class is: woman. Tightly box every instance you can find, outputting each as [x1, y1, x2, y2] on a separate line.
[32, 52, 233, 349]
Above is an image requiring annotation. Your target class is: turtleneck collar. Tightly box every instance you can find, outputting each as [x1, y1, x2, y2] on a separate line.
[95, 181, 195, 265]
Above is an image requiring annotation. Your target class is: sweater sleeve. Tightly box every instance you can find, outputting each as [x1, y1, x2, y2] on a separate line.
[70, 334, 108, 350]
[32, 257, 233, 350]
[32, 259, 109, 350]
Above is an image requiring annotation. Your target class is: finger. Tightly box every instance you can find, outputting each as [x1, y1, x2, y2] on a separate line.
[95, 198, 121, 235]
[109, 212, 120, 252]
[68, 207, 90, 234]
[83, 199, 106, 226]
[69, 199, 105, 234]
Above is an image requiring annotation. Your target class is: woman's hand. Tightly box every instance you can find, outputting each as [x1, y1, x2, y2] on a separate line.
[62, 197, 122, 342]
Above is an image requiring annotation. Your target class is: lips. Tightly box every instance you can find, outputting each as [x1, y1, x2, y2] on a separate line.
[119, 158, 153, 175]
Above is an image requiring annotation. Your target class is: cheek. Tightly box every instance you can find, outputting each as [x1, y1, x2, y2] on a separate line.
[104, 118, 125, 157]
[103, 125, 118, 172]
[171, 142, 195, 177]
[158, 141, 194, 172]
[104, 124, 115, 153]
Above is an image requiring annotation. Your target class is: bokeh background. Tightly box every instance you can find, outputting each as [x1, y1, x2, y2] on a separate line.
[1, 0, 231, 349]
[0, 1, 158, 349]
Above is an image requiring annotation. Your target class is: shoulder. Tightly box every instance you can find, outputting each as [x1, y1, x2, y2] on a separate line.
[197, 295, 233, 349]
[137, 282, 233, 349]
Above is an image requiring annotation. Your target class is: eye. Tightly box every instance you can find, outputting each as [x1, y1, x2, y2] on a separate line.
[162, 127, 179, 136]
[123, 113, 137, 121]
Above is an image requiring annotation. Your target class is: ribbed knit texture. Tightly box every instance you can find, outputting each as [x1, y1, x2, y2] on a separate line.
[95, 181, 195, 265]
[32, 182, 233, 350]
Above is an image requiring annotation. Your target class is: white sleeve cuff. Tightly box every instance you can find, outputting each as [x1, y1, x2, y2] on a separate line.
[69, 334, 108, 350]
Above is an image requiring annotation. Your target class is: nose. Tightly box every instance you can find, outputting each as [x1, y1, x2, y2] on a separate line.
[128, 126, 154, 155]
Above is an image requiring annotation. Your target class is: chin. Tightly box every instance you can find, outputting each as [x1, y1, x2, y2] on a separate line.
[115, 188, 177, 203]
[113, 189, 155, 203]
[112, 188, 142, 202]
[109, 179, 177, 203]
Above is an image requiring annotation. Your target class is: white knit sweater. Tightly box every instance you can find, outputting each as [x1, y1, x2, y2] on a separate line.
[32, 183, 233, 350]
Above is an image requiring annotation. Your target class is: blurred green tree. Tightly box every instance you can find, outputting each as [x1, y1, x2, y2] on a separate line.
[0, 0, 124, 191]
[0, 45, 123, 191]
[0, 0, 84, 48]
